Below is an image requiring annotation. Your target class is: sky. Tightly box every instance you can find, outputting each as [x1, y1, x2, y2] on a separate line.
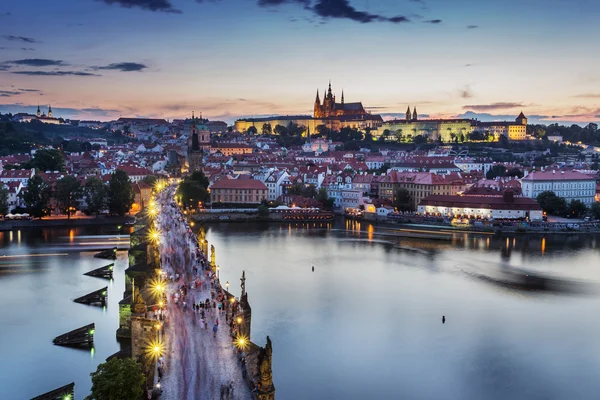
[0, 0, 599, 125]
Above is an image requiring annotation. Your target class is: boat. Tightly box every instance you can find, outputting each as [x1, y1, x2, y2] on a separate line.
[451, 218, 471, 228]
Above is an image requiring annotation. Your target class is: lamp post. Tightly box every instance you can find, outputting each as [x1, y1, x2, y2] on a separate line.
[225, 281, 229, 292]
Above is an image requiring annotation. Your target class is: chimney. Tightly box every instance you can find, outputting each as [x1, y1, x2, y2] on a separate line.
[503, 190, 514, 203]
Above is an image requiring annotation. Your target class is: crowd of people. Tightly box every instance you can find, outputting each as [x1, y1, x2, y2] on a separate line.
[150, 185, 250, 399]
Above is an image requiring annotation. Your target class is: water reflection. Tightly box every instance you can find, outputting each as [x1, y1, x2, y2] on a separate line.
[207, 219, 600, 400]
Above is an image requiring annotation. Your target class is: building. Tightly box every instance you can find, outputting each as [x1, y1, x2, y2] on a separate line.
[234, 81, 383, 133]
[521, 170, 597, 205]
[188, 112, 210, 173]
[0, 169, 35, 186]
[376, 111, 528, 142]
[130, 181, 153, 214]
[314, 82, 368, 119]
[210, 143, 253, 157]
[210, 178, 268, 204]
[379, 171, 466, 210]
[418, 191, 543, 221]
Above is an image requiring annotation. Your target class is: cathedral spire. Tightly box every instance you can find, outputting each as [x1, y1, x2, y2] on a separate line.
[341, 90, 344, 105]
[327, 80, 332, 97]
[412, 107, 417, 121]
[37, 104, 41, 118]
[406, 106, 411, 120]
[315, 89, 320, 104]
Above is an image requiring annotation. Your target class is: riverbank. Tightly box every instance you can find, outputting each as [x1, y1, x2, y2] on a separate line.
[0, 216, 134, 230]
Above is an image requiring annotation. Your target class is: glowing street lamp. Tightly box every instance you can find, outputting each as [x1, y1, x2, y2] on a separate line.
[236, 316, 242, 324]
[146, 338, 164, 359]
[234, 334, 249, 351]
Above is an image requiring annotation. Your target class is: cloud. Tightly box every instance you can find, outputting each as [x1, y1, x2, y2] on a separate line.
[258, 0, 309, 5]
[312, 0, 411, 24]
[423, 19, 441, 24]
[97, 62, 148, 72]
[463, 102, 524, 111]
[0, 88, 42, 97]
[21, 47, 35, 51]
[3, 35, 38, 43]
[96, 0, 181, 13]
[12, 70, 99, 76]
[572, 93, 600, 99]
[4, 58, 66, 67]
[460, 86, 474, 99]
[467, 25, 478, 29]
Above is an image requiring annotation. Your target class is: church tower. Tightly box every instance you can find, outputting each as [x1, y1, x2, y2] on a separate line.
[37, 104, 41, 118]
[314, 90, 321, 118]
[48, 105, 53, 118]
[412, 107, 418, 121]
[406, 106, 411, 120]
[188, 111, 207, 173]
[516, 111, 527, 125]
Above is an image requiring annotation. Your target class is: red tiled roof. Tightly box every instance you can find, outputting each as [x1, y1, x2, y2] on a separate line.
[522, 170, 594, 181]
[211, 178, 267, 190]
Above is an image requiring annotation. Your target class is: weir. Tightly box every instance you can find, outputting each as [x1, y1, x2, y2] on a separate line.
[53, 323, 94, 348]
[30, 382, 75, 400]
[84, 263, 114, 279]
[73, 286, 108, 306]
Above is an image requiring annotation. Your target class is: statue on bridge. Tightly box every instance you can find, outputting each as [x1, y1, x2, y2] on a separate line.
[210, 245, 216, 270]
[241, 270, 246, 298]
[256, 336, 275, 400]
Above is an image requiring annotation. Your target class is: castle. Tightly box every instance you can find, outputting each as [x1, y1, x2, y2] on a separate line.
[314, 82, 369, 119]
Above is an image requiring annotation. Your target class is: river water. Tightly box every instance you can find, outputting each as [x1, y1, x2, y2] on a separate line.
[0, 226, 130, 400]
[1, 221, 600, 399]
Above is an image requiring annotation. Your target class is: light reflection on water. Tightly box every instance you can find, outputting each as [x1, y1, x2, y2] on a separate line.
[0, 226, 129, 400]
[211, 220, 600, 400]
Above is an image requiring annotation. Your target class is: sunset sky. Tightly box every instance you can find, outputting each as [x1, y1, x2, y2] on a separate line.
[1, 0, 599, 124]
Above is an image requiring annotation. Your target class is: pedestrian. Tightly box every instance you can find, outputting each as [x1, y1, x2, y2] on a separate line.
[213, 324, 218, 338]
[216, 317, 219, 326]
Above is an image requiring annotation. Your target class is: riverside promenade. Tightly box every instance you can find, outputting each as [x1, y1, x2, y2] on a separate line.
[154, 186, 253, 399]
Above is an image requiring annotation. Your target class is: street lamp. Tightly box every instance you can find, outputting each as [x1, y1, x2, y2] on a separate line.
[225, 281, 229, 292]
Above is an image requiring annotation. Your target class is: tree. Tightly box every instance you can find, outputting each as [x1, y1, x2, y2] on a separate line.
[261, 123, 272, 135]
[0, 186, 8, 215]
[486, 165, 507, 179]
[536, 191, 567, 216]
[247, 126, 257, 135]
[258, 204, 270, 217]
[108, 169, 135, 216]
[316, 187, 334, 210]
[273, 124, 288, 136]
[22, 175, 52, 218]
[142, 175, 159, 187]
[26, 148, 65, 172]
[176, 180, 208, 208]
[568, 199, 587, 218]
[413, 135, 427, 145]
[189, 170, 210, 189]
[86, 358, 145, 400]
[55, 176, 83, 218]
[85, 176, 107, 216]
[590, 202, 600, 220]
[395, 188, 412, 211]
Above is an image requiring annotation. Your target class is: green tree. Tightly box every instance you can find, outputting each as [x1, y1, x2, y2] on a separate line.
[258, 204, 270, 217]
[413, 135, 427, 145]
[55, 176, 83, 218]
[316, 187, 334, 210]
[395, 188, 412, 211]
[536, 191, 567, 216]
[0, 186, 9, 215]
[486, 165, 507, 179]
[85, 358, 145, 400]
[188, 170, 210, 189]
[568, 199, 587, 218]
[26, 148, 65, 172]
[273, 124, 289, 136]
[176, 180, 208, 208]
[261, 123, 272, 135]
[589, 202, 600, 220]
[85, 176, 107, 216]
[247, 126, 258, 135]
[22, 175, 52, 218]
[108, 170, 135, 216]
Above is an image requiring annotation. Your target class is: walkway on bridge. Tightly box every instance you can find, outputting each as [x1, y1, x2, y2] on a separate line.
[155, 188, 252, 400]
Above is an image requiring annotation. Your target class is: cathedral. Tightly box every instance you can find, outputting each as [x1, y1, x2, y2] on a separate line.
[314, 81, 368, 119]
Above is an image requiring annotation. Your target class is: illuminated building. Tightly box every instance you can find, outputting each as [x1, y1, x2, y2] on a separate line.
[210, 178, 268, 204]
[521, 169, 597, 205]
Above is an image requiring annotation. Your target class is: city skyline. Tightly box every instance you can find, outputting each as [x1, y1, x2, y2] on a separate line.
[1, 0, 599, 124]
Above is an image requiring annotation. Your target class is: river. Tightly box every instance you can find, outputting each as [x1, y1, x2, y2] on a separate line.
[1, 221, 600, 399]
